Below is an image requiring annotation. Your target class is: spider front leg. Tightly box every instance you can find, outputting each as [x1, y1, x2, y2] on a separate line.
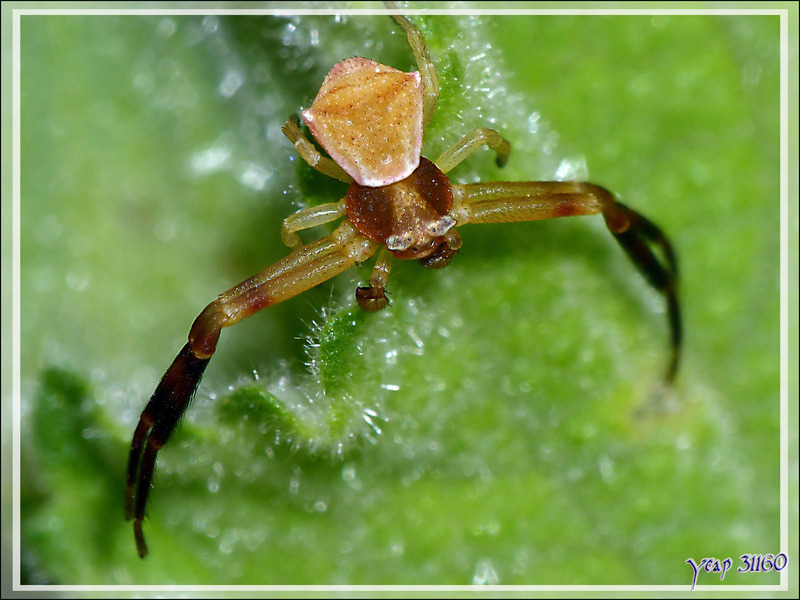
[356, 247, 394, 312]
[452, 181, 681, 382]
[282, 116, 353, 184]
[281, 200, 346, 250]
[391, 12, 439, 129]
[126, 221, 378, 557]
[435, 128, 511, 173]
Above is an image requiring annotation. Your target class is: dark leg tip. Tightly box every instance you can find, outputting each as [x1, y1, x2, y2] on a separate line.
[134, 519, 149, 558]
[126, 342, 212, 558]
[356, 286, 389, 312]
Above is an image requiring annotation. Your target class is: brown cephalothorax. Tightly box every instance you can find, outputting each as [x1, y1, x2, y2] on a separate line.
[346, 157, 455, 260]
[126, 12, 682, 558]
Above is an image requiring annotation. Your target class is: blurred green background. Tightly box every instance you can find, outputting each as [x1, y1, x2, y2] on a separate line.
[10, 1, 795, 589]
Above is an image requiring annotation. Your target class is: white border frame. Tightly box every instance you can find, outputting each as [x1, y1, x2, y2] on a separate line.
[8, 2, 795, 595]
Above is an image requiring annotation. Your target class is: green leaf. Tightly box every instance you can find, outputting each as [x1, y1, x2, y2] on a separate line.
[19, 7, 788, 587]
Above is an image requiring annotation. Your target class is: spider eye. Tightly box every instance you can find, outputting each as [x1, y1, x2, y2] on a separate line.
[386, 233, 416, 251]
[426, 216, 456, 237]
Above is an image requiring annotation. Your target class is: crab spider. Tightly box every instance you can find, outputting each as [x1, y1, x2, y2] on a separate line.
[126, 13, 682, 558]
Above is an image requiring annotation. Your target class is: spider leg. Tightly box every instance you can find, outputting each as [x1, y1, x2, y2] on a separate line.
[124, 344, 209, 556]
[390, 12, 439, 129]
[281, 200, 346, 250]
[453, 180, 681, 382]
[434, 128, 511, 173]
[356, 247, 394, 312]
[126, 222, 379, 557]
[282, 116, 353, 183]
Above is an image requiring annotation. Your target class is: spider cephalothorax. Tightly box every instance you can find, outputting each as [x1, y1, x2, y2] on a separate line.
[126, 12, 681, 558]
[346, 157, 458, 260]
